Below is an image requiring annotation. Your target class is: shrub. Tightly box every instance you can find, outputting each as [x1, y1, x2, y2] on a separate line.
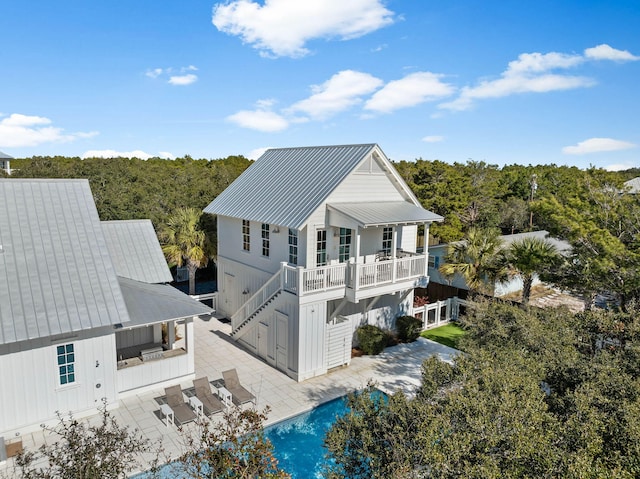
[356, 325, 388, 355]
[396, 315, 423, 342]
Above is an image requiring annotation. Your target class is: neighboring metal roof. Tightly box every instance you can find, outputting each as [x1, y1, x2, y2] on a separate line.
[499, 230, 571, 254]
[204, 144, 410, 229]
[0, 151, 12, 159]
[624, 177, 640, 194]
[101, 220, 173, 284]
[433, 230, 572, 255]
[328, 202, 443, 228]
[117, 277, 212, 328]
[0, 179, 130, 345]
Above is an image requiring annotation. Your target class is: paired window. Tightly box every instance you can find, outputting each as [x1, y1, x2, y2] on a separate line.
[242, 220, 250, 251]
[262, 224, 270, 257]
[382, 227, 393, 253]
[338, 228, 352, 263]
[57, 343, 75, 385]
[316, 230, 327, 266]
[288, 229, 298, 265]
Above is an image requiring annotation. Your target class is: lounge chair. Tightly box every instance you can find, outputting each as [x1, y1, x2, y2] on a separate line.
[193, 377, 225, 416]
[222, 369, 256, 406]
[164, 385, 197, 425]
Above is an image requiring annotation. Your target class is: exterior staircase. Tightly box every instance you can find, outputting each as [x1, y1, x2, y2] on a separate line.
[230, 271, 283, 339]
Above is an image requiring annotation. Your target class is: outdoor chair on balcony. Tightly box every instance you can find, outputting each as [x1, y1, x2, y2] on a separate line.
[164, 385, 197, 426]
[222, 368, 256, 406]
[193, 377, 225, 416]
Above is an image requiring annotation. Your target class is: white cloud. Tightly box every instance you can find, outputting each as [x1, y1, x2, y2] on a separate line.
[227, 108, 289, 132]
[147, 66, 199, 85]
[212, 0, 395, 58]
[422, 135, 444, 143]
[82, 150, 174, 160]
[605, 162, 636, 172]
[247, 147, 270, 160]
[440, 50, 596, 111]
[146, 68, 164, 78]
[562, 137, 636, 155]
[288, 70, 383, 119]
[584, 44, 640, 62]
[0, 113, 96, 148]
[168, 74, 198, 86]
[364, 72, 455, 113]
[438, 45, 639, 112]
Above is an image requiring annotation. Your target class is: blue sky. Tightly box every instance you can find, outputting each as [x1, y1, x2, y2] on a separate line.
[1, 0, 639, 170]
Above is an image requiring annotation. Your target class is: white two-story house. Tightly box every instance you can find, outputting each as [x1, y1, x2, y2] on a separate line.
[204, 144, 443, 381]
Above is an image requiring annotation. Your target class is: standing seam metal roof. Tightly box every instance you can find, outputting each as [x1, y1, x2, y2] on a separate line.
[101, 220, 174, 284]
[204, 144, 382, 229]
[0, 179, 129, 345]
[328, 202, 443, 227]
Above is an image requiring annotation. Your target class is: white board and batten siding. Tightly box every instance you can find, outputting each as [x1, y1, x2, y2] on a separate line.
[296, 302, 328, 381]
[0, 332, 117, 437]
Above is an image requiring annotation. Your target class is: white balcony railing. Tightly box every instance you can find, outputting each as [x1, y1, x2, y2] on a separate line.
[282, 254, 426, 297]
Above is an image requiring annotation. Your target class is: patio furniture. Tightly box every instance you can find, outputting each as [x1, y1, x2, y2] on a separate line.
[193, 377, 225, 416]
[164, 385, 197, 425]
[222, 369, 256, 406]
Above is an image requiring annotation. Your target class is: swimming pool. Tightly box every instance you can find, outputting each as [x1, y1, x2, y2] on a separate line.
[263, 395, 349, 478]
[133, 391, 381, 478]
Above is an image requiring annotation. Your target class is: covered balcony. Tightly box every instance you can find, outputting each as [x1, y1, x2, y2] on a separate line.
[283, 200, 442, 302]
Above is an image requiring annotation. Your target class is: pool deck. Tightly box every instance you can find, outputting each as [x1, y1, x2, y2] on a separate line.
[1, 314, 458, 475]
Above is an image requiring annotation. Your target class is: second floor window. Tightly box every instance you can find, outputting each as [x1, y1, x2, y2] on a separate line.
[382, 227, 393, 253]
[288, 229, 298, 265]
[316, 229, 327, 266]
[262, 223, 270, 257]
[339, 228, 351, 263]
[242, 220, 250, 251]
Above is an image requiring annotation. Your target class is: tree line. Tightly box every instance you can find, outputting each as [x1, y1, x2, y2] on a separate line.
[10, 154, 640, 307]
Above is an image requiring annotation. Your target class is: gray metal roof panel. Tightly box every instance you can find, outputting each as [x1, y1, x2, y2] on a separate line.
[204, 144, 379, 229]
[624, 177, 640, 194]
[0, 179, 130, 345]
[328, 202, 443, 227]
[0, 151, 12, 159]
[101, 220, 173, 284]
[117, 277, 212, 328]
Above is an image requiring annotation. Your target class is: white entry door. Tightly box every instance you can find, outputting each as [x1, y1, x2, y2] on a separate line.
[326, 316, 352, 370]
[275, 312, 288, 372]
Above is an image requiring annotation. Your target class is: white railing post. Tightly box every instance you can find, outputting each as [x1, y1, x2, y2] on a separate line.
[297, 265, 304, 295]
[280, 262, 287, 290]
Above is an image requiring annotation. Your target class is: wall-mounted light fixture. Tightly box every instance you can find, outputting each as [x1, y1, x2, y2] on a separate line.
[272, 226, 280, 233]
[242, 288, 250, 295]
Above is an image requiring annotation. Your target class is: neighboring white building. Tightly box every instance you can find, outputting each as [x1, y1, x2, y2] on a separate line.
[427, 230, 571, 298]
[0, 152, 11, 175]
[0, 179, 211, 441]
[204, 144, 443, 381]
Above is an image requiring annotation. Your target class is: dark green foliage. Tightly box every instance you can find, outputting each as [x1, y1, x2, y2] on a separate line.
[325, 301, 640, 478]
[356, 325, 387, 355]
[395, 315, 422, 342]
[172, 406, 289, 479]
[9, 403, 152, 479]
[11, 155, 251, 230]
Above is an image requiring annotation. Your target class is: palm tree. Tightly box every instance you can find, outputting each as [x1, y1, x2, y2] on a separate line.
[439, 227, 507, 296]
[160, 207, 213, 295]
[505, 237, 559, 305]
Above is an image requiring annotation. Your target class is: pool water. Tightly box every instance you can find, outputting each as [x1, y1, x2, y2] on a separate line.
[264, 395, 349, 478]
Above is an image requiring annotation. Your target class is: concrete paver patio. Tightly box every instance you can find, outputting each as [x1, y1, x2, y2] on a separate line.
[1, 314, 458, 475]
